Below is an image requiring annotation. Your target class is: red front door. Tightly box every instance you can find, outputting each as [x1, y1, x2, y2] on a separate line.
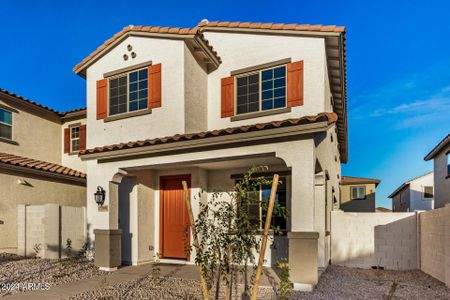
[161, 176, 190, 259]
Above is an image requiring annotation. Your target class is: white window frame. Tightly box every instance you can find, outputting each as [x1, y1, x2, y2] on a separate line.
[0, 108, 13, 140]
[108, 67, 148, 117]
[235, 64, 287, 116]
[70, 126, 80, 152]
[350, 186, 366, 200]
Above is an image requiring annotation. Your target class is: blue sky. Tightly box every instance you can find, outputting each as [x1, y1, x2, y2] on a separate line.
[0, 1, 449, 207]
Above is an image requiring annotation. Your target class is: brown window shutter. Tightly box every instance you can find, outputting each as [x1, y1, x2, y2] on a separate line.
[148, 64, 162, 109]
[96, 79, 108, 120]
[64, 128, 70, 153]
[79, 125, 87, 151]
[221, 76, 235, 118]
[287, 61, 304, 107]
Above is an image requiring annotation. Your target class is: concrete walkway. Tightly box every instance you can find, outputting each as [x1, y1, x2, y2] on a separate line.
[5, 263, 279, 300]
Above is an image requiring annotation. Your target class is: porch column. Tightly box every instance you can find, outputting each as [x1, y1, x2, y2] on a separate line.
[278, 140, 319, 291]
[93, 177, 122, 271]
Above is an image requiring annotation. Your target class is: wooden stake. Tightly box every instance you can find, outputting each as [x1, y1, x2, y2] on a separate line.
[250, 174, 279, 300]
[182, 180, 210, 300]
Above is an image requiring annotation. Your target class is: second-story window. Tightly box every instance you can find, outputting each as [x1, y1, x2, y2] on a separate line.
[351, 186, 366, 200]
[109, 68, 148, 116]
[236, 65, 286, 115]
[423, 186, 433, 199]
[71, 126, 80, 152]
[0, 108, 12, 140]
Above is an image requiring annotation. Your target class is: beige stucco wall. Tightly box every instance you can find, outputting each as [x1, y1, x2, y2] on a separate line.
[0, 170, 86, 253]
[331, 211, 418, 270]
[61, 117, 87, 172]
[419, 205, 450, 287]
[433, 146, 450, 208]
[0, 98, 61, 164]
[340, 183, 376, 212]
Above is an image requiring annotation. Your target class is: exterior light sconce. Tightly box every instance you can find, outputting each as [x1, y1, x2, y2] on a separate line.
[94, 186, 106, 206]
[131, 52, 136, 58]
[123, 54, 129, 61]
[127, 44, 133, 51]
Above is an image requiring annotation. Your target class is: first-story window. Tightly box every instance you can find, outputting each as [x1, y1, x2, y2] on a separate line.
[0, 108, 12, 140]
[351, 186, 366, 200]
[423, 186, 433, 199]
[240, 177, 287, 232]
[109, 68, 148, 116]
[71, 126, 80, 152]
[236, 65, 286, 115]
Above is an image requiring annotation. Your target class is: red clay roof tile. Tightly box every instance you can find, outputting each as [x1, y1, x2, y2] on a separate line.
[80, 112, 337, 156]
[0, 152, 86, 179]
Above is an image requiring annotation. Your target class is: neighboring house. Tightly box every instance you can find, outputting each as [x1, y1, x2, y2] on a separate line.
[340, 176, 380, 212]
[0, 89, 87, 254]
[74, 19, 347, 289]
[389, 172, 434, 212]
[424, 134, 450, 208]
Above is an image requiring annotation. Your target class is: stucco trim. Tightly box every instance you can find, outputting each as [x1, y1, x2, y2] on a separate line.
[81, 121, 329, 161]
[103, 60, 153, 78]
[104, 109, 152, 122]
[287, 231, 320, 239]
[0, 137, 19, 146]
[230, 107, 292, 121]
[230, 58, 291, 76]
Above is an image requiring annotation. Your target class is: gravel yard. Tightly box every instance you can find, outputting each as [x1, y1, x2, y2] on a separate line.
[1, 254, 448, 299]
[0, 253, 107, 298]
[69, 265, 449, 300]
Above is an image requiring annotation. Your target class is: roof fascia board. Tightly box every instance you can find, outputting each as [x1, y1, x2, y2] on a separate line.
[199, 27, 342, 37]
[0, 163, 86, 184]
[74, 32, 196, 77]
[80, 121, 329, 161]
[0, 92, 61, 123]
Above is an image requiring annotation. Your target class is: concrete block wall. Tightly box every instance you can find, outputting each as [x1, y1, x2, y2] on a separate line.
[331, 211, 418, 270]
[419, 205, 450, 287]
[17, 204, 86, 259]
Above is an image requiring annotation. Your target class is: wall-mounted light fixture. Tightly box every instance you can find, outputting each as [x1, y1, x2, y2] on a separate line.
[131, 52, 136, 58]
[94, 186, 106, 206]
[123, 54, 129, 61]
[127, 44, 133, 51]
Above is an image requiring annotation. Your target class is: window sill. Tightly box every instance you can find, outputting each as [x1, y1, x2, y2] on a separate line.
[104, 109, 152, 122]
[68, 151, 80, 156]
[0, 137, 18, 146]
[230, 107, 291, 122]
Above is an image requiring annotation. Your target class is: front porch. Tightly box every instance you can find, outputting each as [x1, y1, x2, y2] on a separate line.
[83, 118, 337, 289]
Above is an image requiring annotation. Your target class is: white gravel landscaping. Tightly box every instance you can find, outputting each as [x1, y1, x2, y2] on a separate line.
[0, 253, 107, 298]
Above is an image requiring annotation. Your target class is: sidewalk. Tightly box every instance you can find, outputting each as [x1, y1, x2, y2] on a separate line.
[4, 263, 279, 300]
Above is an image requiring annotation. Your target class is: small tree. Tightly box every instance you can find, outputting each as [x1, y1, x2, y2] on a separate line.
[192, 166, 287, 299]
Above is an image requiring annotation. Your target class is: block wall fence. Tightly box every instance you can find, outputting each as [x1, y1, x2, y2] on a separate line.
[330, 205, 450, 287]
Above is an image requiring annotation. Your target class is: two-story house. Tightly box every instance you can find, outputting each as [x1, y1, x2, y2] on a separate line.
[389, 172, 434, 212]
[340, 176, 380, 212]
[424, 134, 450, 208]
[75, 20, 347, 290]
[0, 89, 86, 254]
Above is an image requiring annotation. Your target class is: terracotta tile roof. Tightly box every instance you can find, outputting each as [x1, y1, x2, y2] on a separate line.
[0, 152, 86, 179]
[80, 112, 337, 156]
[73, 25, 221, 75]
[341, 176, 381, 187]
[197, 20, 346, 33]
[424, 134, 450, 161]
[0, 88, 85, 118]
